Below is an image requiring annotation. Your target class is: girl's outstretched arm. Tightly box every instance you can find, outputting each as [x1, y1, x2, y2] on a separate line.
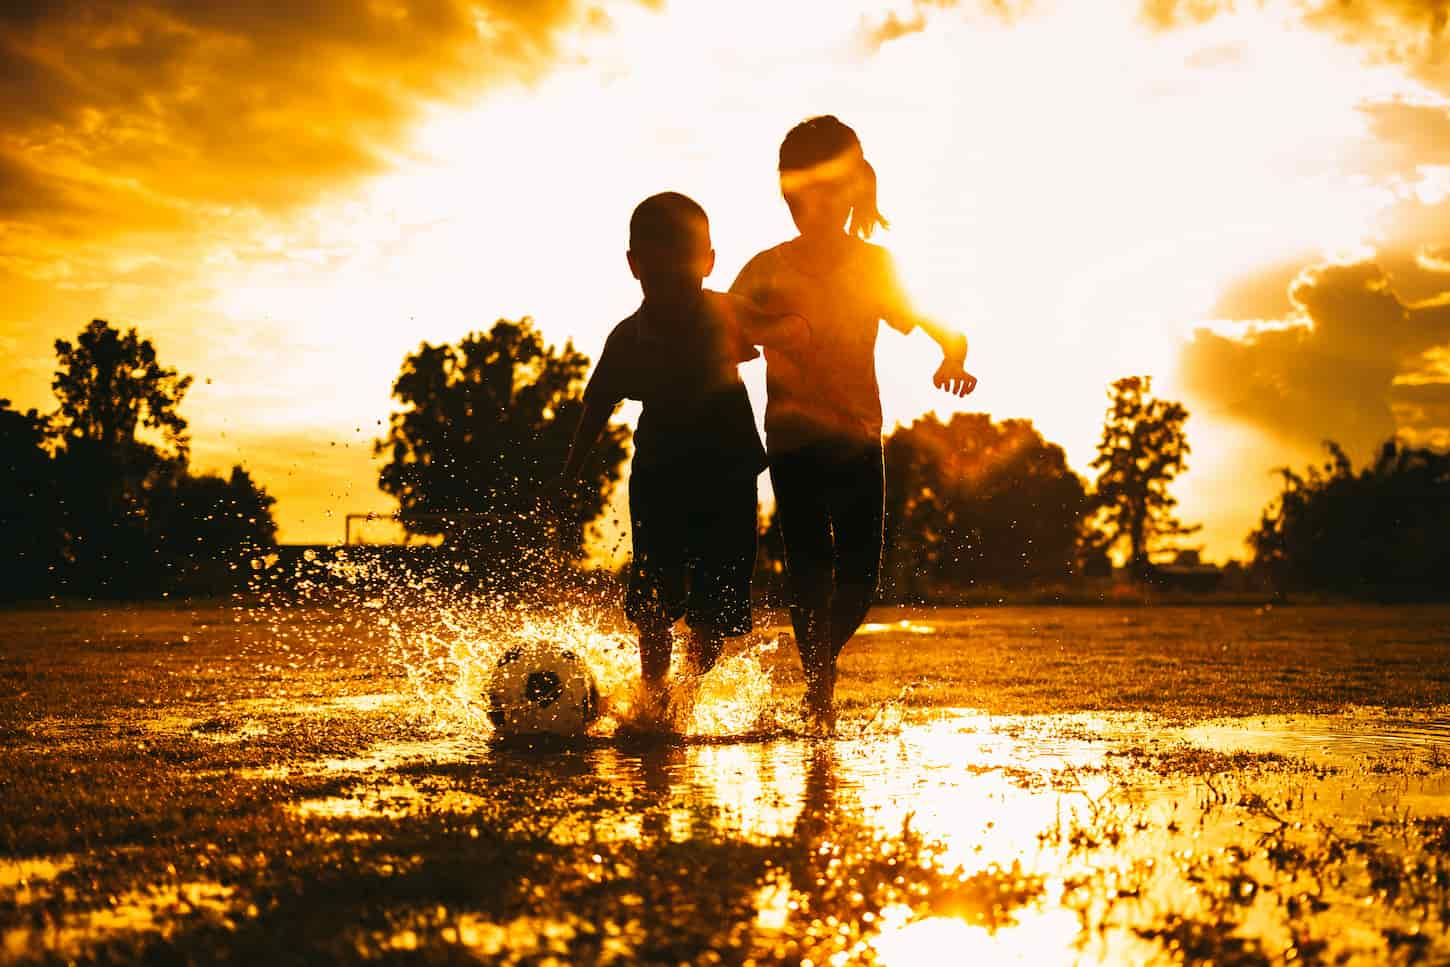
[874, 247, 976, 397]
[915, 316, 976, 398]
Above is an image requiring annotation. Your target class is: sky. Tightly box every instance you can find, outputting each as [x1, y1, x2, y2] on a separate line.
[4, 0, 1450, 560]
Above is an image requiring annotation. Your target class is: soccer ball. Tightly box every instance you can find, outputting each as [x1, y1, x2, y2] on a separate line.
[487, 640, 600, 738]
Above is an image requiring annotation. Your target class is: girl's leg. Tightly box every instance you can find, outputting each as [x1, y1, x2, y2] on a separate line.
[768, 448, 835, 709]
[685, 624, 724, 676]
[827, 443, 886, 658]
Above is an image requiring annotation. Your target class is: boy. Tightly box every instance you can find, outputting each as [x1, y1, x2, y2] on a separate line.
[560, 192, 805, 723]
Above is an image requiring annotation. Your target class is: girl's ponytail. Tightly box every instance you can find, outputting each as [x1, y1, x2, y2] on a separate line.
[849, 157, 888, 240]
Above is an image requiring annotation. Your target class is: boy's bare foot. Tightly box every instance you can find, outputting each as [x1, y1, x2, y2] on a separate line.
[627, 677, 673, 734]
[802, 696, 837, 737]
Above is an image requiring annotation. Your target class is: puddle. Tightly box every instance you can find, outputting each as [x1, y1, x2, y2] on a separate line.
[3, 880, 241, 961]
[858, 619, 937, 635]
[265, 705, 1450, 963]
[1181, 709, 1450, 760]
[0, 857, 73, 891]
[12, 702, 1450, 963]
[294, 779, 490, 820]
[568, 710, 1450, 962]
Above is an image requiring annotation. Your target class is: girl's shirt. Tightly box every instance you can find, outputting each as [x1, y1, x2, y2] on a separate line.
[582, 289, 768, 477]
[730, 237, 915, 453]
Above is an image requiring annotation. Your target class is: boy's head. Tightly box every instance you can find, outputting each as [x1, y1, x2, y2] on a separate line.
[627, 192, 715, 300]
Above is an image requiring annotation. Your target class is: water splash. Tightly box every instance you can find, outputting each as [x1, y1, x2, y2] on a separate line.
[258, 548, 791, 741]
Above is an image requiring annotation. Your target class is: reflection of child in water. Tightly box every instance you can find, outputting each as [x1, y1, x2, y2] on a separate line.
[731, 116, 977, 731]
[560, 192, 806, 726]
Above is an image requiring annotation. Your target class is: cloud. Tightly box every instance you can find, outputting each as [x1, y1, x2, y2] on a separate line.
[859, 0, 1030, 49]
[1356, 99, 1450, 176]
[1140, 0, 1226, 30]
[1392, 378, 1450, 447]
[0, 0, 618, 243]
[1301, 0, 1450, 63]
[1209, 253, 1317, 320]
[1141, 1, 1450, 85]
[1181, 260, 1450, 459]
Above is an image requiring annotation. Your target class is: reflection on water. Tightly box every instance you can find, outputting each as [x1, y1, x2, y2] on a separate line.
[858, 619, 937, 635]
[3, 879, 240, 961]
[294, 780, 490, 820]
[568, 710, 1450, 963]
[12, 692, 1450, 962]
[301, 705, 1450, 963]
[1183, 708, 1450, 759]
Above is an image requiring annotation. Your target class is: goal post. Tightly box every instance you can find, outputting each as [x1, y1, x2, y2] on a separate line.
[343, 512, 496, 546]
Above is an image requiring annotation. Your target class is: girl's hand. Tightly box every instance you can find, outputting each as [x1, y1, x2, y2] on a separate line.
[932, 358, 977, 397]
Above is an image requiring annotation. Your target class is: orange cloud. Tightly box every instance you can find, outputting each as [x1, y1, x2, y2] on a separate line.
[1141, 0, 1450, 85]
[0, 0, 623, 247]
[1182, 260, 1450, 460]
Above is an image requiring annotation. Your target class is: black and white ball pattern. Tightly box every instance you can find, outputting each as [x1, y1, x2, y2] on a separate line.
[487, 640, 600, 737]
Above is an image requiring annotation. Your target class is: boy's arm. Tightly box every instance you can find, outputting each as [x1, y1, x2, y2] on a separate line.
[718, 291, 810, 354]
[561, 398, 615, 487]
[560, 329, 624, 490]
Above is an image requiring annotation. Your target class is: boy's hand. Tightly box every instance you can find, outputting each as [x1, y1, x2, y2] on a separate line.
[722, 292, 810, 353]
[932, 357, 977, 397]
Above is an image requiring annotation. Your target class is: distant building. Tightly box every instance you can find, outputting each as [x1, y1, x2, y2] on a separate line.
[1149, 549, 1224, 592]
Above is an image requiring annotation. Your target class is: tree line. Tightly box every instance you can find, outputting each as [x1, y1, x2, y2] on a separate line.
[5, 316, 1446, 600]
[2, 320, 276, 598]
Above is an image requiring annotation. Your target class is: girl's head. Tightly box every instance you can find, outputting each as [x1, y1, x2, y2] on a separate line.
[778, 115, 887, 240]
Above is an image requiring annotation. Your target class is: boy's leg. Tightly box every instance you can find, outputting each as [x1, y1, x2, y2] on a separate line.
[768, 447, 835, 712]
[637, 618, 674, 686]
[625, 466, 686, 723]
[682, 470, 757, 677]
[827, 443, 886, 658]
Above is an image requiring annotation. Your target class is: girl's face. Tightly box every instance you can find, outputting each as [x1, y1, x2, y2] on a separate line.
[781, 160, 855, 237]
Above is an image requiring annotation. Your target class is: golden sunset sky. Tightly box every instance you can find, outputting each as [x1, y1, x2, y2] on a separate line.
[5, 0, 1450, 560]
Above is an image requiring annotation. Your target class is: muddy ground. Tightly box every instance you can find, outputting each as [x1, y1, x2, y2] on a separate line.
[2, 600, 1449, 964]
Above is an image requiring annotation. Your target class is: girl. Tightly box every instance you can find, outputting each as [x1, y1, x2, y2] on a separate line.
[730, 115, 976, 730]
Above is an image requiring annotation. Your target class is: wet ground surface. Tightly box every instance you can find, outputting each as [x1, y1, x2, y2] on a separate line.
[2, 599, 1449, 964]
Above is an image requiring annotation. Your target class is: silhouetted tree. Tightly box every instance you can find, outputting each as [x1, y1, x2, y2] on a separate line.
[0, 400, 60, 597]
[153, 466, 279, 586]
[42, 320, 275, 595]
[1250, 439, 1450, 598]
[377, 318, 628, 569]
[52, 319, 191, 459]
[879, 413, 1089, 598]
[1086, 376, 1198, 579]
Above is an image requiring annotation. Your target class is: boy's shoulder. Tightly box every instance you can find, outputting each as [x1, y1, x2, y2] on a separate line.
[602, 306, 647, 348]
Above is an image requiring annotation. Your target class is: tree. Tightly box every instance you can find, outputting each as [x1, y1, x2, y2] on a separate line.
[0, 399, 60, 597]
[1250, 440, 1450, 598]
[52, 319, 191, 459]
[377, 318, 628, 568]
[43, 319, 275, 595]
[878, 413, 1090, 598]
[1087, 376, 1198, 579]
[157, 466, 278, 553]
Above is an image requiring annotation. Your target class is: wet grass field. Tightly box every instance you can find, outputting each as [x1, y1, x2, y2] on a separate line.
[2, 598, 1449, 965]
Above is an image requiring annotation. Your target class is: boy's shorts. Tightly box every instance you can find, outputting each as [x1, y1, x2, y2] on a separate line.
[625, 465, 757, 636]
